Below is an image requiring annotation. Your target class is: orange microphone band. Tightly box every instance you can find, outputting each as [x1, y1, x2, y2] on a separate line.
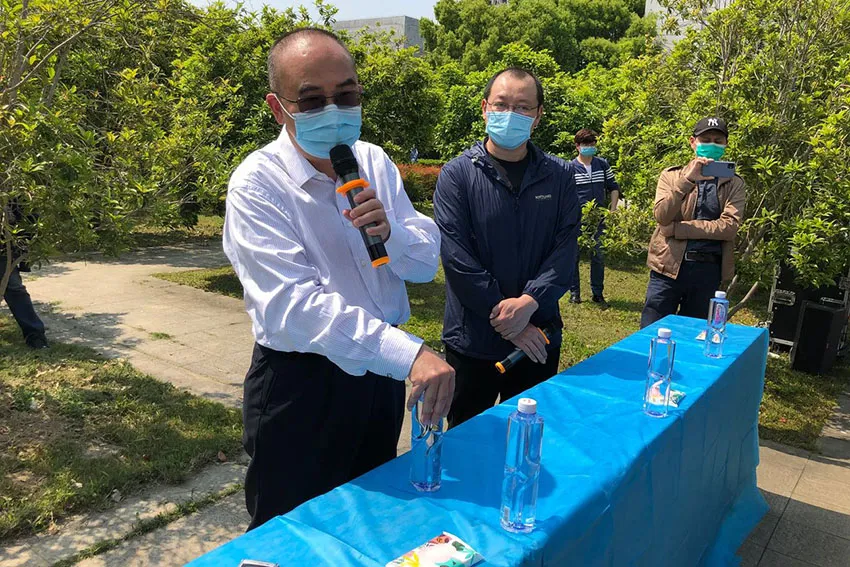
[337, 179, 370, 195]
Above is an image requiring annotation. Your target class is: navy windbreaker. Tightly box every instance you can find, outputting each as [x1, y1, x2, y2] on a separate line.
[433, 141, 580, 360]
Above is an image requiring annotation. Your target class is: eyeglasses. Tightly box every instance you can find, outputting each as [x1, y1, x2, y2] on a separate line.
[486, 101, 539, 115]
[275, 86, 363, 113]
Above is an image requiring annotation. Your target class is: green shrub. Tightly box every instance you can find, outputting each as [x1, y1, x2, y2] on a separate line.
[397, 164, 442, 203]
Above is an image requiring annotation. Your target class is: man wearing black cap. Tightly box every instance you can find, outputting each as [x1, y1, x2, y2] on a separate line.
[640, 117, 746, 328]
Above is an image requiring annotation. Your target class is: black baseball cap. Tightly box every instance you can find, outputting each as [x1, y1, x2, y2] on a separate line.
[693, 117, 728, 137]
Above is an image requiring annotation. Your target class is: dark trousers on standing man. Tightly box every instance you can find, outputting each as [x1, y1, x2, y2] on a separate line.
[242, 344, 405, 531]
[570, 223, 604, 298]
[446, 343, 561, 428]
[640, 260, 722, 329]
[1, 262, 46, 341]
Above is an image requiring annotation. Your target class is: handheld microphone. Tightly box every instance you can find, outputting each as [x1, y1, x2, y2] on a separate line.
[329, 144, 390, 268]
[495, 325, 556, 374]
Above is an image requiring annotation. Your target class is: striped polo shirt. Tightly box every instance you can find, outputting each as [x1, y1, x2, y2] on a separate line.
[571, 156, 620, 206]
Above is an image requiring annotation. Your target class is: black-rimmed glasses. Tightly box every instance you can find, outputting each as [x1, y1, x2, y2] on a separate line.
[486, 101, 539, 115]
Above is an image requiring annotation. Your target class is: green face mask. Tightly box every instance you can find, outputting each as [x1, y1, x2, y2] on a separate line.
[695, 142, 727, 160]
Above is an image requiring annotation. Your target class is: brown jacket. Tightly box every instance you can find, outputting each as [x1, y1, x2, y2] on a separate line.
[646, 166, 746, 282]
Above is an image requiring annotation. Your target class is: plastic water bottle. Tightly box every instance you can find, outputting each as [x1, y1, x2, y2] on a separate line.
[644, 328, 676, 418]
[410, 396, 443, 492]
[704, 291, 729, 358]
[500, 398, 544, 533]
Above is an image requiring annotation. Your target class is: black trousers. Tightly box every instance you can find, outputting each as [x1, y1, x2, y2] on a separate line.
[0, 262, 46, 340]
[242, 344, 405, 531]
[445, 343, 561, 429]
[640, 261, 722, 329]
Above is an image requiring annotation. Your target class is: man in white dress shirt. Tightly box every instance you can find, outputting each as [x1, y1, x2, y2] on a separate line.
[223, 28, 455, 530]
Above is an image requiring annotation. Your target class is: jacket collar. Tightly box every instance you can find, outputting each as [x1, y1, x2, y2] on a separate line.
[464, 139, 552, 192]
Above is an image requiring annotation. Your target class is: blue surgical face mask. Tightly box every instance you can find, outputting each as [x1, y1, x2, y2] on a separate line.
[485, 111, 535, 150]
[579, 145, 597, 157]
[276, 96, 362, 159]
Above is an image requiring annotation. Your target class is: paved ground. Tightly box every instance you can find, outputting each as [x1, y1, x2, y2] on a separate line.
[22, 241, 253, 409]
[739, 392, 850, 567]
[0, 463, 248, 567]
[2, 242, 848, 566]
[18, 242, 414, 454]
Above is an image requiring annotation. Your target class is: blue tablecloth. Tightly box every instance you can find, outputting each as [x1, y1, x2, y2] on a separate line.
[187, 315, 769, 566]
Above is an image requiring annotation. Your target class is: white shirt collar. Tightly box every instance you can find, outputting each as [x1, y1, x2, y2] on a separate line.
[275, 126, 322, 188]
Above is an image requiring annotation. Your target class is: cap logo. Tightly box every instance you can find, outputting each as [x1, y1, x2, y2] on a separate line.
[707, 118, 719, 126]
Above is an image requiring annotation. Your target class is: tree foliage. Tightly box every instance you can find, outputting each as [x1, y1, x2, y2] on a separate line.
[421, 0, 656, 73]
[602, 0, 850, 306]
[0, 0, 325, 295]
[2, 0, 848, 309]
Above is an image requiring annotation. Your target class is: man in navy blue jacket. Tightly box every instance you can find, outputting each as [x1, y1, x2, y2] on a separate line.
[569, 128, 620, 309]
[433, 67, 580, 427]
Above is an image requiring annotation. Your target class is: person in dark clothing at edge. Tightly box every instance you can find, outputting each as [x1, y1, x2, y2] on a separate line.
[1, 198, 48, 349]
[640, 117, 746, 328]
[568, 128, 620, 309]
[433, 67, 580, 428]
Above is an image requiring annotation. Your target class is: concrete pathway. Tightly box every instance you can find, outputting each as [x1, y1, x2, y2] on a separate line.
[2, 241, 848, 566]
[22, 241, 253, 409]
[739, 389, 850, 567]
[0, 462, 248, 567]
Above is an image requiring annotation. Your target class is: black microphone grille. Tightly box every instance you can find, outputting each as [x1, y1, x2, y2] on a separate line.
[329, 144, 359, 176]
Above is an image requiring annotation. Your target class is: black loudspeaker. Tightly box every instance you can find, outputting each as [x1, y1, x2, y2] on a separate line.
[769, 262, 849, 349]
[791, 301, 846, 374]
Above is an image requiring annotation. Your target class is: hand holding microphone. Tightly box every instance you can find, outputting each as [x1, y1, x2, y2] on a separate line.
[330, 144, 390, 267]
[496, 324, 556, 374]
[344, 188, 390, 241]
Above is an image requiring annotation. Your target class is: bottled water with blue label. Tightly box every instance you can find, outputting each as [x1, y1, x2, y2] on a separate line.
[500, 398, 544, 533]
[644, 328, 676, 418]
[705, 291, 729, 358]
[410, 396, 443, 492]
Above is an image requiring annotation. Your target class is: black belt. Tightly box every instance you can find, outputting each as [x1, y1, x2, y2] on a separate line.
[684, 251, 722, 264]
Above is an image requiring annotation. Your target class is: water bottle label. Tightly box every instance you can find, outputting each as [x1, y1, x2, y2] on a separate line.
[712, 302, 727, 326]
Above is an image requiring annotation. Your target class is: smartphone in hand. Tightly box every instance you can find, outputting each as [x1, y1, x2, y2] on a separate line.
[701, 161, 736, 178]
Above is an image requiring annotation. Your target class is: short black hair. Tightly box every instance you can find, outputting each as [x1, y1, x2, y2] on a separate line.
[574, 128, 598, 145]
[267, 27, 354, 93]
[483, 67, 544, 107]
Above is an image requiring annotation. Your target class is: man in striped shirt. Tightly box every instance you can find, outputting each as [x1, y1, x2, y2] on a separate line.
[569, 128, 620, 309]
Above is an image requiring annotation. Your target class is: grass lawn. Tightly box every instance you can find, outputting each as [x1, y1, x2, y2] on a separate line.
[0, 316, 242, 540]
[154, 256, 849, 452]
[130, 215, 224, 248]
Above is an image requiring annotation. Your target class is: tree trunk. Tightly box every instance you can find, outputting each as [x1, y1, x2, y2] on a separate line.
[725, 273, 740, 298]
[1, 210, 13, 299]
[44, 46, 69, 108]
[5, 0, 30, 106]
[728, 281, 761, 320]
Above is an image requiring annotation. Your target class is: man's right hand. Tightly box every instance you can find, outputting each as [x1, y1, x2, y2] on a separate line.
[511, 324, 549, 364]
[682, 157, 714, 185]
[407, 345, 455, 427]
